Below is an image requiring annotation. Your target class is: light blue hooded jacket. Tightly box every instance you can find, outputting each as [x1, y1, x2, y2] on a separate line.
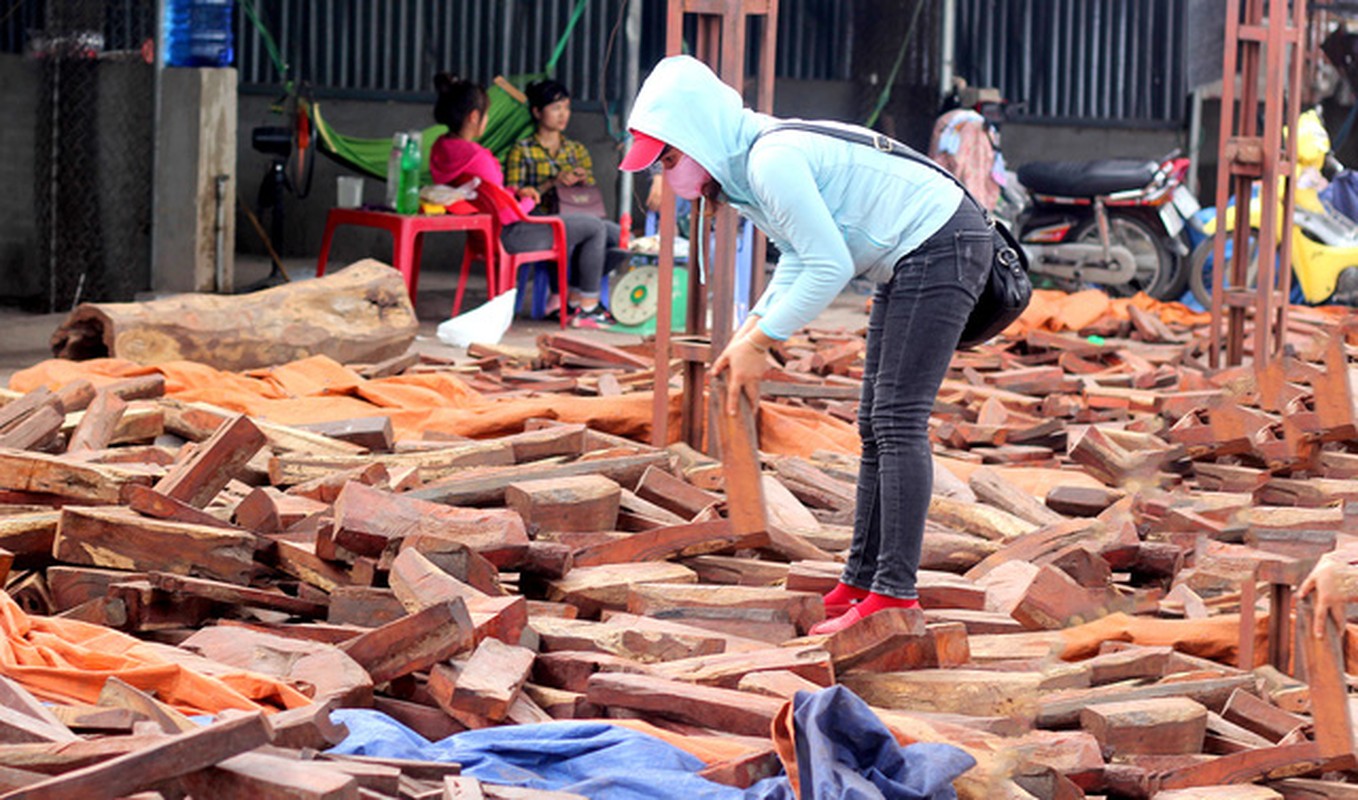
[626, 56, 964, 341]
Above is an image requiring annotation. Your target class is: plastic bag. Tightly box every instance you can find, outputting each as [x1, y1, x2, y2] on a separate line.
[436, 288, 518, 348]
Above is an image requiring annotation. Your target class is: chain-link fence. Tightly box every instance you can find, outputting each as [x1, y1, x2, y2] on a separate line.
[27, 0, 155, 311]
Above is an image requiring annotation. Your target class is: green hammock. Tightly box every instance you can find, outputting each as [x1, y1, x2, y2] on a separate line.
[306, 0, 588, 183]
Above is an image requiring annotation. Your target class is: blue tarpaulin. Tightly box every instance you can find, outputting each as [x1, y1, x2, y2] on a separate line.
[327, 686, 974, 800]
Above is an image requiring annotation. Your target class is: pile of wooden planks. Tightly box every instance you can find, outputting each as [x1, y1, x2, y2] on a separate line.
[2, 313, 1358, 798]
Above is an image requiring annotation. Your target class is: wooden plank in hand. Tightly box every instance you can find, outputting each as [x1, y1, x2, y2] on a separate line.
[153, 414, 266, 508]
[1297, 594, 1358, 762]
[0, 711, 270, 800]
[709, 373, 766, 536]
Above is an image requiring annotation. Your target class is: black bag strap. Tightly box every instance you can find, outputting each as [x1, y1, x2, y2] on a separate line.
[755, 121, 993, 226]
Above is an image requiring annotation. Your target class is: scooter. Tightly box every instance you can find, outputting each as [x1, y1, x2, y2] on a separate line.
[1008, 153, 1199, 300]
[1187, 108, 1358, 307]
[930, 96, 1197, 301]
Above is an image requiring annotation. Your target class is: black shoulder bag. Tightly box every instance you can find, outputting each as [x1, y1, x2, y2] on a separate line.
[757, 123, 1031, 349]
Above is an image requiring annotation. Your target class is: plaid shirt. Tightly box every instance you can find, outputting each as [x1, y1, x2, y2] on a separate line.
[504, 135, 596, 193]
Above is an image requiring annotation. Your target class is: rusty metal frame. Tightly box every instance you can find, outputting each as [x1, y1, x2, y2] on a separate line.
[650, 0, 778, 450]
[1208, 0, 1304, 369]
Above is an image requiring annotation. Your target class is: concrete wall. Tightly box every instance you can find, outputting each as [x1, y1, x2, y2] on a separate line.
[0, 55, 40, 302]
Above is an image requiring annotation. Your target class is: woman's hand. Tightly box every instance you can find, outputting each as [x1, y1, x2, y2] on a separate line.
[1299, 555, 1354, 638]
[556, 168, 587, 188]
[516, 186, 541, 203]
[711, 330, 773, 416]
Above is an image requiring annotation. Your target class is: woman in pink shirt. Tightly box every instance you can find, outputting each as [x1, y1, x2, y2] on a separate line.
[428, 74, 619, 327]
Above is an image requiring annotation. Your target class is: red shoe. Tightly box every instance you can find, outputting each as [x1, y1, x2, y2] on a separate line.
[810, 605, 866, 636]
[810, 593, 921, 636]
[821, 582, 869, 618]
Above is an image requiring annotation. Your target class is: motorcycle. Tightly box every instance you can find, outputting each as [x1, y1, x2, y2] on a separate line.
[1187, 108, 1358, 307]
[930, 100, 1198, 301]
[1007, 153, 1199, 300]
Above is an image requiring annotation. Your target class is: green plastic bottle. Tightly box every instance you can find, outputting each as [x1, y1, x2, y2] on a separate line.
[397, 132, 422, 215]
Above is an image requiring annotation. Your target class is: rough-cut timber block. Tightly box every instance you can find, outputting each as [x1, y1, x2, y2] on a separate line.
[0, 449, 154, 503]
[649, 644, 834, 689]
[531, 616, 726, 663]
[980, 561, 1109, 629]
[389, 549, 526, 646]
[296, 416, 394, 452]
[55, 506, 256, 585]
[181, 751, 359, 800]
[0, 513, 58, 567]
[1079, 697, 1208, 756]
[339, 599, 475, 684]
[571, 519, 766, 568]
[504, 475, 621, 533]
[153, 414, 266, 508]
[429, 638, 536, 726]
[627, 582, 824, 634]
[839, 669, 1043, 721]
[634, 465, 720, 520]
[0, 711, 271, 800]
[586, 672, 784, 737]
[332, 481, 528, 566]
[1151, 788, 1282, 800]
[545, 562, 697, 619]
[179, 626, 373, 707]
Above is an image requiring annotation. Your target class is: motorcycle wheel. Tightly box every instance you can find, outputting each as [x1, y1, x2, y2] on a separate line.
[1068, 213, 1185, 300]
[1187, 234, 1260, 309]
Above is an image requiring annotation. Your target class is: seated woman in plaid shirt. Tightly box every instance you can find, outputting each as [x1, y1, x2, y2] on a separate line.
[505, 79, 625, 327]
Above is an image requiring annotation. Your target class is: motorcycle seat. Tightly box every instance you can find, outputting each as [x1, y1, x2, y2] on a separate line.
[1017, 159, 1157, 198]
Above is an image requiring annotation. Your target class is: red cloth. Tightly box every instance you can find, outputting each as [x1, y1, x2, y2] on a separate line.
[429, 136, 535, 224]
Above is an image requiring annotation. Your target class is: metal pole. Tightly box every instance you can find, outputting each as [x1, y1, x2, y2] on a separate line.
[617, 0, 641, 230]
[939, 0, 956, 99]
[150, 0, 166, 295]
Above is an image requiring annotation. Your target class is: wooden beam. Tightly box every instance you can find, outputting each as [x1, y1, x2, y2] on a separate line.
[0, 711, 270, 800]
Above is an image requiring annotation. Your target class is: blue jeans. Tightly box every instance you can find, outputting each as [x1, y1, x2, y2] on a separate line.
[841, 199, 993, 599]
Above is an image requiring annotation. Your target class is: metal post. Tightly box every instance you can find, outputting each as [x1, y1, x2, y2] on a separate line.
[616, 0, 642, 232]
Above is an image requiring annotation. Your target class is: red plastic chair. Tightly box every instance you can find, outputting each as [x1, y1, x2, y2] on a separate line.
[315, 207, 494, 306]
[457, 180, 569, 327]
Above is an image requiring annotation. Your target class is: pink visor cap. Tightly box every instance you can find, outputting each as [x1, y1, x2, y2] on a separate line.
[620, 130, 667, 172]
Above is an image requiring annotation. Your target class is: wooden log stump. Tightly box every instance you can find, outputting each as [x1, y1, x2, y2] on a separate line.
[50, 260, 417, 370]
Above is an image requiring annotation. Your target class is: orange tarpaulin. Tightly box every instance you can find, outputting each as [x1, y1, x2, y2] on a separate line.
[0, 592, 311, 715]
[1058, 611, 1269, 666]
[1004, 289, 1213, 336]
[9, 355, 861, 459]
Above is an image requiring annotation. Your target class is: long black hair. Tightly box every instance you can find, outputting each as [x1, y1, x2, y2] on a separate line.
[433, 73, 488, 133]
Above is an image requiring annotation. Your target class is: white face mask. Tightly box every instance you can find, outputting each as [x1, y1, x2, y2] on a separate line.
[664, 154, 712, 200]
